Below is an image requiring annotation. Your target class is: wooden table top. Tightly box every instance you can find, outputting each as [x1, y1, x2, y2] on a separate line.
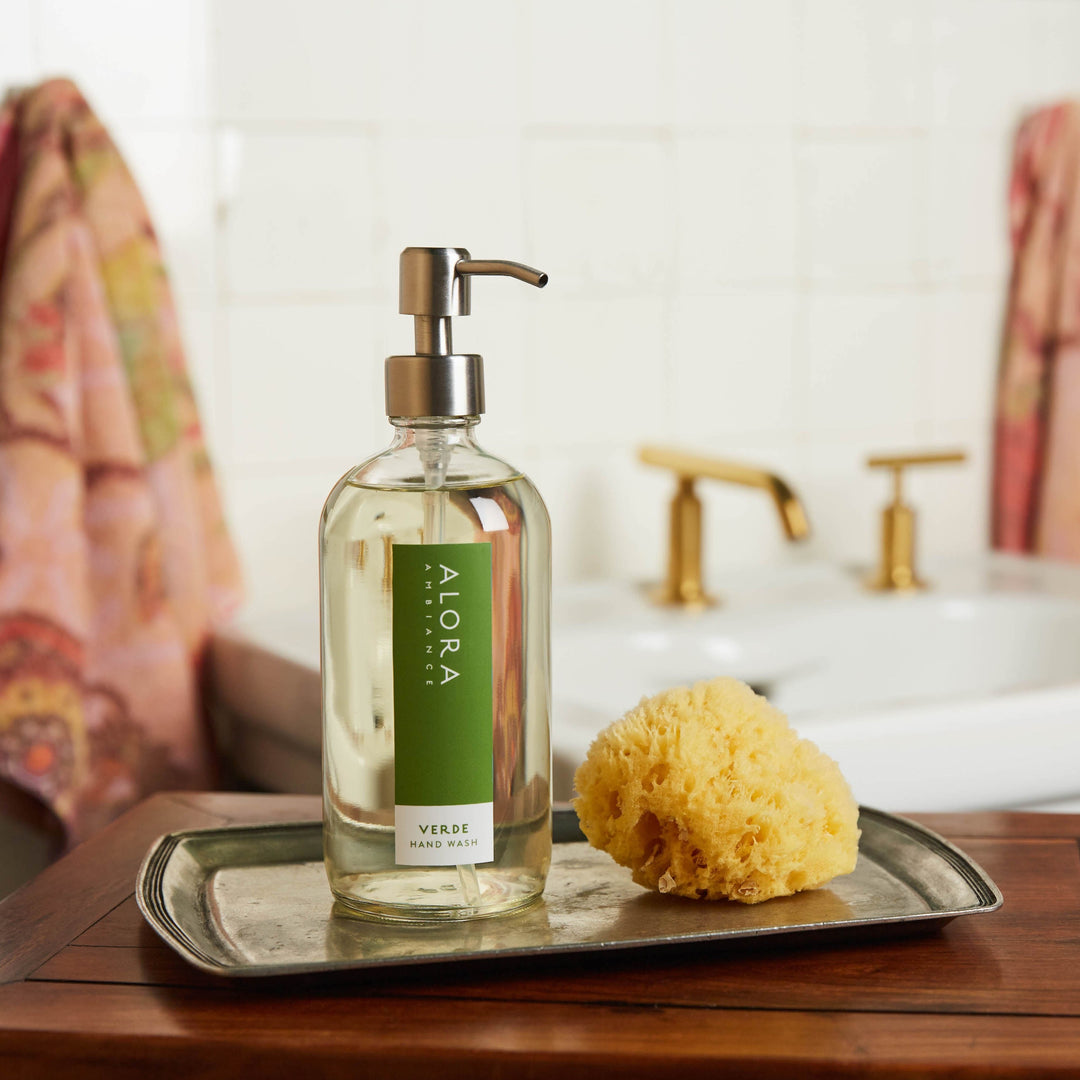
[2, 793, 1079, 1079]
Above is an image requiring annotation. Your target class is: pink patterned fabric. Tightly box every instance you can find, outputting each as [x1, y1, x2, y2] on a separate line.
[0, 80, 242, 843]
[993, 101, 1080, 558]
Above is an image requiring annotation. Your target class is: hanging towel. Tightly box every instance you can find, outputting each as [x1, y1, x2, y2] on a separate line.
[992, 101, 1080, 558]
[0, 80, 242, 844]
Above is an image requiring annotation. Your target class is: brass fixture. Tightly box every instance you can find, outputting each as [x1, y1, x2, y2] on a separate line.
[866, 450, 967, 592]
[639, 445, 810, 608]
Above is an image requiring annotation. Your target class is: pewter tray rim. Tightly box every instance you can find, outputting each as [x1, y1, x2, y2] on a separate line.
[136, 807, 1002, 979]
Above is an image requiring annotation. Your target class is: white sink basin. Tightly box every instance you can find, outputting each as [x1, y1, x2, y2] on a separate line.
[211, 553, 1080, 815]
[552, 555, 1080, 813]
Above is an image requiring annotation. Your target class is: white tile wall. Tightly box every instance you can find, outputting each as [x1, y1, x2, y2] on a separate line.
[931, 0, 1037, 130]
[527, 296, 669, 446]
[379, 1, 523, 130]
[0, 0, 38, 90]
[379, 133, 526, 257]
[804, 292, 931, 443]
[800, 139, 925, 285]
[676, 136, 798, 286]
[525, 0, 665, 127]
[219, 131, 379, 298]
[669, 0, 797, 130]
[526, 137, 674, 291]
[7, 0, 1080, 614]
[37, 0, 209, 122]
[213, 0, 378, 124]
[670, 292, 798, 438]
[224, 302, 385, 466]
[226, 466, 336, 616]
[1029, 1, 1080, 106]
[798, 0, 932, 131]
[917, 416, 993, 557]
[928, 286, 1004, 428]
[927, 133, 1012, 282]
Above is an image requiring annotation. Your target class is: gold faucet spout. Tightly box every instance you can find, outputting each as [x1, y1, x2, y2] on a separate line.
[639, 445, 810, 607]
[640, 446, 809, 540]
[765, 474, 810, 542]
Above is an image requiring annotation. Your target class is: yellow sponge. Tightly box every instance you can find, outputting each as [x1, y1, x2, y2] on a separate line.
[572, 677, 860, 904]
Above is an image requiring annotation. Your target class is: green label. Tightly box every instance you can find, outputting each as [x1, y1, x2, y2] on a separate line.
[392, 543, 493, 807]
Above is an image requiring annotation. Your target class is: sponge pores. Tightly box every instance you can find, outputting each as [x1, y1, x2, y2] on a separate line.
[572, 677, 860, 904]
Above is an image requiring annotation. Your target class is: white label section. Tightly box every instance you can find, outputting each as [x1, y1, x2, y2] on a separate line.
[395, 802, 494, 866]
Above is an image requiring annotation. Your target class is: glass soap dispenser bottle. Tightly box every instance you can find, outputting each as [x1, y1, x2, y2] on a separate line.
[321, 247, 552, 922]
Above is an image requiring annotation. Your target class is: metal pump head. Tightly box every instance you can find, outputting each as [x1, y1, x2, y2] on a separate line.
[385, 247, 548, 418]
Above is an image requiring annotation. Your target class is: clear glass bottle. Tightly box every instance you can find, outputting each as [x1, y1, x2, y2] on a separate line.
[320, 249, 551, 922]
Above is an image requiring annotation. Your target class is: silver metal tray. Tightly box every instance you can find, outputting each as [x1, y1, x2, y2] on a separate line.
[136, 807, 1002, 978]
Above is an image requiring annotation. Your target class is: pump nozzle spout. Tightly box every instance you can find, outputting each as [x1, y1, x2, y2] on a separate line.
[457, 259, 548, 289]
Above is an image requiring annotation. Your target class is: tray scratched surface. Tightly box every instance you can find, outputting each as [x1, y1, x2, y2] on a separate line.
[136, 807, 1001, 978]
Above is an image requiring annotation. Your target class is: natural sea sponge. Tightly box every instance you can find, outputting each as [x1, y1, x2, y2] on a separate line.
[572, 677, 860, 904]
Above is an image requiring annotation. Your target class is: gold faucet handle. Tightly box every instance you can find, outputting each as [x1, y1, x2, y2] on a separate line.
[867, 449, 966, 506]
[867, 450, 967, 473]
[866, 448, 966, 591]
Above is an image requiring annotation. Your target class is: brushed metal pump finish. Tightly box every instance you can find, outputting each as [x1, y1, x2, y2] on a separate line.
[384, 353, 485, 419]
[386, 247, 547, 418]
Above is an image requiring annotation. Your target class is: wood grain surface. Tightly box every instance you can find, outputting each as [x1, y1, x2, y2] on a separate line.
[2, 793, 1079, 1079]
